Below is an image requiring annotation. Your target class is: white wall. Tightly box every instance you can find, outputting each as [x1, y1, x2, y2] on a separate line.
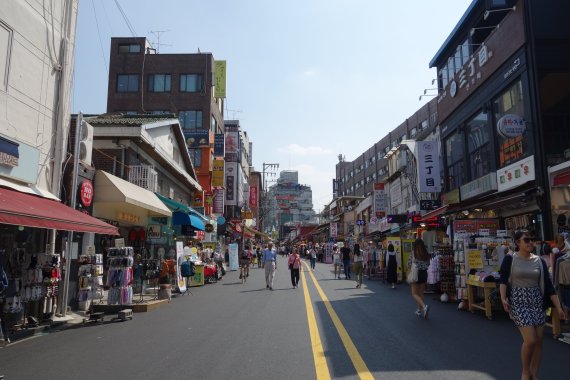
[0, 0, 78, 192]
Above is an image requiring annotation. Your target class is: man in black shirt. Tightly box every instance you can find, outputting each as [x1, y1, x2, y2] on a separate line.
[341, 245, 352, 279]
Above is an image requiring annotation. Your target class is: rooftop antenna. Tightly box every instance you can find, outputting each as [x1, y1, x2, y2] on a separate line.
[148, 30, 171, 53]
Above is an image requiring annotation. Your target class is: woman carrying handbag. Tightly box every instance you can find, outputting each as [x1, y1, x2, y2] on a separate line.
[408, 238, 431, 319]
[288, 249, 301, 289]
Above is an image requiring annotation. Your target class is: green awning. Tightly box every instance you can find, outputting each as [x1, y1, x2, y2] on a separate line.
[155, 193, 208, 222]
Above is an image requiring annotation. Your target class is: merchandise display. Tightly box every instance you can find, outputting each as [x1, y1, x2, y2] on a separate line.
[106, 247, 134, 305]
[77, 253, 104, 310]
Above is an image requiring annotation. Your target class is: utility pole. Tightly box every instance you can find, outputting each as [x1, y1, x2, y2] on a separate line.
[261, 163, 279, 234]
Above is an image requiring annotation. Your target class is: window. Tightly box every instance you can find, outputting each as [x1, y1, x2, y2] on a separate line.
[118, 43, 141, 53]
[494, 79, 528, 168]
[180, 74, 203, 92]
[189, 149, 201, 167]
[410, 127, 418, 138]
[178, 110, 202, 130]
[117, 74, 139, 92]
[445, 130, 465, 190]
[467, 110, 491, 180]
[148, 74, 171, 92]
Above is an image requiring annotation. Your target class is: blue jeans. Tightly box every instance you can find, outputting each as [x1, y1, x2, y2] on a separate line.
[310, 257, 316, 269]
[343, 259, 351, 279]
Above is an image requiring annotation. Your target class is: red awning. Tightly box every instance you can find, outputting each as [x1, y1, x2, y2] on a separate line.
[0, 187, 119, 235]
[553, 170, 570, 186]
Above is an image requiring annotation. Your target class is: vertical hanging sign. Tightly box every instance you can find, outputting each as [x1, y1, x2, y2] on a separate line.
[417, 141, 441, 193]
[373, 182, 386, 217]
[330, 222, 338, 238]
[214, 60, 227, 98]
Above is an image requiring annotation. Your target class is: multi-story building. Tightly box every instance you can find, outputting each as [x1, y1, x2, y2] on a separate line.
[266, 171, 316, 239]
[105, 37, 225, 216]
[430, 0, 570, 239]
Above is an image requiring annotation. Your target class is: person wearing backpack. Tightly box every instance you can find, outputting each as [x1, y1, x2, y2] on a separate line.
[240, 244, 251, 279]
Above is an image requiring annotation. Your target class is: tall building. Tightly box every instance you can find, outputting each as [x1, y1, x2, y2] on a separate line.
[266, 171, 316, 238]
[106, 37, 225, 216]
[223, 120, 251, 220]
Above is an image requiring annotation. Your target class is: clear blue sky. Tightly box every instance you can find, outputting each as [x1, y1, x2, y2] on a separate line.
[72, 0, 473, 212]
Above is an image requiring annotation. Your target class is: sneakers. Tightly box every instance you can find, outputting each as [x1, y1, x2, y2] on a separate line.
[422, 305, 430, 319]
[266, 285, 269, 289]
[415, 309, 422, 318]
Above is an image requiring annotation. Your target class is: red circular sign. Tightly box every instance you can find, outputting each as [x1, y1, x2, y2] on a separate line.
[80, 180, 93, 207]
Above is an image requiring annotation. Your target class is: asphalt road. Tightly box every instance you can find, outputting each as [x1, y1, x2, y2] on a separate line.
[1, 257, 569, 379]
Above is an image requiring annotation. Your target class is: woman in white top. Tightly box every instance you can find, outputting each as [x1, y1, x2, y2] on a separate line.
[353, 243, 364, 288]
[332, 246, 341, 279]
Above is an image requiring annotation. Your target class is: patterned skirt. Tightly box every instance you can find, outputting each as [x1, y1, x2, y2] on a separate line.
[510, 287, 545, 327]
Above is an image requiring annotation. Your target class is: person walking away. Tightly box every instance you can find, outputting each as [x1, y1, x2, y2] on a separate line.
[499, 230, 566, 380]
[240, 245, 251, 279]
[263, 242, 277, 290]
[288, 249, 302, 288]
[341, 244, 352, 279]
[257, 247, 263, 268]
[386, 243, 399, 289]
[332, 245, 342, 279]
[409, 239, 431, 319]
[353, 243, 364, 288]
[309, 247, 317, 270]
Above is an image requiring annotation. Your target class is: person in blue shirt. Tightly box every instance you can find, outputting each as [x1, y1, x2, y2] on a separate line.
[263, 241, 277, 290]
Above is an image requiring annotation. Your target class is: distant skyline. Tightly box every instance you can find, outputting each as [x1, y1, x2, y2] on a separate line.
[72, 0, 474, 212]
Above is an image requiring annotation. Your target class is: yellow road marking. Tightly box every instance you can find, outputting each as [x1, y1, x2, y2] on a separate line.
[303, 262, 375, 380]
[301, 267, 331, 380]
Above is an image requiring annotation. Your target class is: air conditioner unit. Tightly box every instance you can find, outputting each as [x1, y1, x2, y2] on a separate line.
[78, 121, 93, 166]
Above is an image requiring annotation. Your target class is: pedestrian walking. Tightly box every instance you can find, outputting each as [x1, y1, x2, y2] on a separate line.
[408, 238, 431, 319]
[257, 247, 263, 268]
[309, 247, 317, 270]
[386, 243, 399, 289]
[499, 229, 566, 380]
[263, 241, 277, 290]
[353, 243, 364, 288]
[341, 244, 352, 279]
[288, 249, 302, 288]
[332, 245, 342, 279]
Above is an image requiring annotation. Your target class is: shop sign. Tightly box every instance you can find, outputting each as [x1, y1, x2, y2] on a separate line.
[195, 231, 205, 240]
[497, 155, 535, 192]
[86, 245, 96, 255]
[214, 60, 227, 98]
[417, 141, 441, 192]
[373, 183, 386, 217]
[467, 249, 483, 269]
[225, 132, 239, 162]
[117, 211, 140, 224]
[330, 222, 337, 238]
[496, 229, 508, 237]
[212, 159, 225, 187]
[249, 186, 258, 207]
[217, 216, 226, 225]
[389, 179, 402, 208]
[420, 199, 441, 211]
[80, 180, 93, 207]
[147, 224, 162, 240]
[185, 130, 210, 148]
[0, 136, 19, 167]
[204, 223, 214, 233]
[214, 133, 225, 157]
[192, 191, 204, 208]
[115, 238, 125, 247]
[387, 214, 407, 224]
[212, 189, 224, 214]
[497, 114, 526, 138]
[460, 172, 497, 201]
[453, 220, 478, 234]
[477, 220, 499, 233]
[478, 229, 491, 236]
[356, 220, 366, 226]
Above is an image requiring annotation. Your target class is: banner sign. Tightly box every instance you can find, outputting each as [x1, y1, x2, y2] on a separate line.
[249, 186, 258, 207]
[212, 159, 225, 187]
[330, 222, 338, 238]
[417, 141, 441, 192]
[420, 199, 441, 211]
[373, 182, 386, 217]
[213, 189, 224, 214]
[176, 241, 187, 293]
[214, 60, 227, 98]
[228, 243, 239, 271]
[225, 132, 239, 162]
[497, 155, 535, 192]
[214, 133, 225, 157]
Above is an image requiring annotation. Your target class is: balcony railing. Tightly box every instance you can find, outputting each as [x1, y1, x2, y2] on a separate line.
[128, 165, 158, 192]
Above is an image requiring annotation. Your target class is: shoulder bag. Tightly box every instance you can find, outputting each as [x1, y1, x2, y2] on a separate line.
[407, 255, 418, 284]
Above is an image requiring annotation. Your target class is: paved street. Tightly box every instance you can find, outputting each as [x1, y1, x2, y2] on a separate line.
[1, 257, 568, 380]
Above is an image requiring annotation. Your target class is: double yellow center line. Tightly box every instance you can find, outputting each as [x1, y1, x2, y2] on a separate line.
[300, 262, 374, 380]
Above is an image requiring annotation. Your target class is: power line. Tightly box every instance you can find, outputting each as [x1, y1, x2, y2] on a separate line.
[113, 0, 137, 37]
[91, 0, 108, 75]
